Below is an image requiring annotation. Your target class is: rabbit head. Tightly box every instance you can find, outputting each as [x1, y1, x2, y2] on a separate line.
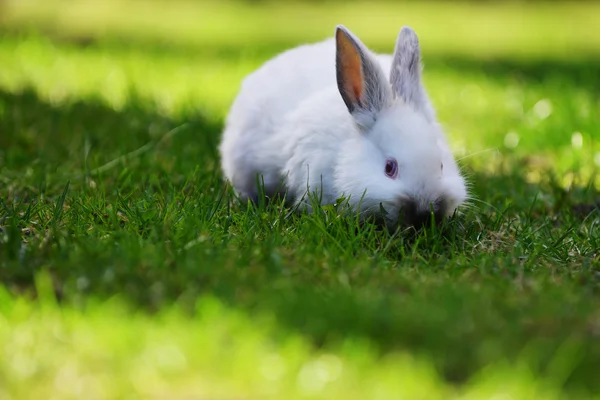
[332, 25, 468, 229]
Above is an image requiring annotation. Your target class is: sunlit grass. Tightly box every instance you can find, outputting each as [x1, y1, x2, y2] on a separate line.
[0, 280, 578, 400]
[3, 0, 600, 60]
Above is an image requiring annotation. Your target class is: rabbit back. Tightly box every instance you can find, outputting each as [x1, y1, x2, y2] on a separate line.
[219, 38, 340, 202]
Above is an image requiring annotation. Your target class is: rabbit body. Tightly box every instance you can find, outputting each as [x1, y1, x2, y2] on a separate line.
[219, 26, 467, 228]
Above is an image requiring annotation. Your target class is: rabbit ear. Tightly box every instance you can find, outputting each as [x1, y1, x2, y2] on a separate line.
[335, 25, 391, 130]
[390, 26, 434, 121]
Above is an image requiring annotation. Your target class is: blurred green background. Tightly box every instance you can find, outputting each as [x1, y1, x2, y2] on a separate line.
[0, 0, 599, 399]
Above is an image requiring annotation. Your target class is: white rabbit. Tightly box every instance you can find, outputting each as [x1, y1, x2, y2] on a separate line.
[219, 25, 468, 229]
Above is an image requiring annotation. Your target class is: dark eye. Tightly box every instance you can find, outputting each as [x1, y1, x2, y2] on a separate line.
[441, 162, 444, 171]
[385, 158, 398, 179]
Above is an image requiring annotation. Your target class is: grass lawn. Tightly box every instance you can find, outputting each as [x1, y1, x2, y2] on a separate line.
[1, 0, 600, 398]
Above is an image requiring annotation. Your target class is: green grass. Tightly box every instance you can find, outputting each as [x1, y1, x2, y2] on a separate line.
[1, 0, 600, 398]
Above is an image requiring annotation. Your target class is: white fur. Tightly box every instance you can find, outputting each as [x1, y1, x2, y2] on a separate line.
[219, 25, 467, 227]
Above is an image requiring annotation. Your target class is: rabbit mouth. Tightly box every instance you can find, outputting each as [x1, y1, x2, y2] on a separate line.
[396, 197, 447, 230]
[364, 197, 447, 231]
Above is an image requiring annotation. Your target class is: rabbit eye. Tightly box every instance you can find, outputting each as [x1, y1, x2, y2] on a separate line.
[385, 158, 398, 179]
[441, 162, 444, 171]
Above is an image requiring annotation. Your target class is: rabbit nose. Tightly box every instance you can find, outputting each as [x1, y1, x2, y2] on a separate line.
[402, 199, 445, 229]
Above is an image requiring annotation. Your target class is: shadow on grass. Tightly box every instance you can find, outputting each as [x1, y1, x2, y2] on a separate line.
[1, 83, 599, 395]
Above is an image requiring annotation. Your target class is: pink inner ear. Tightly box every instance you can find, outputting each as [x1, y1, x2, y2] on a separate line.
[350, 79, 362, 104]
[337, 30, 364, 105]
